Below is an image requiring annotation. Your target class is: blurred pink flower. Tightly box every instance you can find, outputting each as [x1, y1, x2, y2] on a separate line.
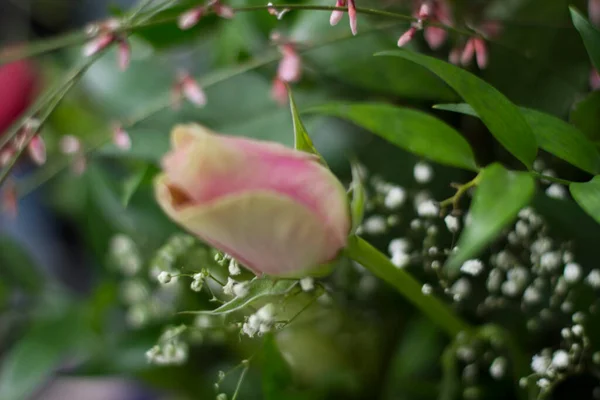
[590, 0, 600, 26]
[271, 77, 288, 105]
[155, 124, 350, 276]
[27, 135, 46, 165]
[591, 69, 600, 90]
[329, 0, 357, 35]
[277, 44, 302, 83]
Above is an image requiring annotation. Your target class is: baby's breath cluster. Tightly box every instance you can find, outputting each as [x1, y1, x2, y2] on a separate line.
[146, 325, 189, 366]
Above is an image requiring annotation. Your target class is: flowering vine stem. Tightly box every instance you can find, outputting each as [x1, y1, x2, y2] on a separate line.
[439, 171, 482, 212]
[345, 235, 472, 337]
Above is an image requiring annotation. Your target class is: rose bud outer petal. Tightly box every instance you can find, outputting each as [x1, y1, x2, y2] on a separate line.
[155, 178, 344, 276]
[161, 124, 350, 248]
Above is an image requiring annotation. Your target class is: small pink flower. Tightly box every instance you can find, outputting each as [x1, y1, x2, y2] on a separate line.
[590, 0, 600, 26]
[591, 69, 600, 90]
[178, 7, 204, 30]
[72, 154, 87, 176]
[178, 72, 207, 107]
[155, 124, 350, 276]
[59, 135, 81, 154]
[424, 26, 447, 49]
[113, 124, 132, 150]
[277, 44, 302, 83]
[330, 0, 346, 26]
[117, 38, 131, 71]
[348, 0, 357, 35]
[271, 77, 288, 105]
[448, 47, 461, 64]
[27, 134, 46, 165]
[1, 179, 17, 219]
[397, 27, 417, 47]
[83, 33, 114, 57]
[0, 146, 14, 168]
[473, 37, 488, 69]
[461, 38, 476, 66]
[212, 1, 235, 19]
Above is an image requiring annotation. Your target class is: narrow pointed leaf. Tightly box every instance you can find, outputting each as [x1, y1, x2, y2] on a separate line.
[570, 176, 600, 224]
[435, 103, 600, 174]
[570, 6, 600, 70]
[349, 160, 366, 234]
[287, 86, 322, 159]
[570, 91, 600, 143]
[446, 164, 535, 273]
[306, 102, 478, 171]
[377, 50, 537, 168]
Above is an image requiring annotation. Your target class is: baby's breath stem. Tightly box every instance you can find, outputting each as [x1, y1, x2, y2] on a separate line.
[345, 235, 472, 337]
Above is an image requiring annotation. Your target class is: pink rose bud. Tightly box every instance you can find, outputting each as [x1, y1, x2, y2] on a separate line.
[590, 0, 600, 26]
[473, 37, 488, 69]
[178, 7, 204, 30]
[271, 77, 288, 105]
[591, 69, 600, 90]
[461, 38, 476, 66]
[330, 0, 346, 26]
[180, 73, 207, 107]
[113, 124, 132, 150]
[424, 26, 447, 49]
[397, 27, 417, 47]
[348, 0, 358, 35]
[277, 44, 302, 83]
[27, 134, 46, 165]
[117, 38, 131, 71]
[154, 124, 350, 276]
[59, 135, 81, 154]
[83, 33, 114, 57]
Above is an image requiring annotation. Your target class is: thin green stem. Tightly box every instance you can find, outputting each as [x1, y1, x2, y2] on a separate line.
[439, 172, 482, 211]
[231, 364, 249, 400]
[531, 171, 573, 186]
[345, 235, 472, 337]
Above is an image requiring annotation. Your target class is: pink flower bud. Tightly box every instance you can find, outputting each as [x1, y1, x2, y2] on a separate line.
[2, 180, 17, 219]
[117, 38, 131, 71]
[590, 0, 600, 26]
[348, 0, 357, 35]
[448, 47, 461, 64]
[417, 1, 432, 20]
[461, 38, 476, 66]
[591, 69, 600, 90]
[0, 146, 14, 168]
[397, 27, 417, 47]
[72, 154, 87, 176]
[271, 77, 288, 105]
[277, 44, 302, 83]
[213, 2, 235, 19]
[113, 124, 132, 150]
[178, 7, 204, 30]
[424, 26, 447, 49]
[330, 0, 346, 26]
[83, 33, 114, 57]
[155, 124, 350, 276]
[27, 134, 46, 165]
[179, 73, 207, 107]
[59, 135, 81, 154]
[473, 37, 488, 69]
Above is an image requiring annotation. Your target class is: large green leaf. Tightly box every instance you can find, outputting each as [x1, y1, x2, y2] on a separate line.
[570, 176, 600, 224]
[446, 164, 535, 272]
[261, 334, 309, 400]
[306, 102, 478, 171]
[0, 309, 91, 400]
[434, 103, 600, 174]
[570, 6, 600, 71]
[570, 91, 600, 144]
[377, 50, 538, 168]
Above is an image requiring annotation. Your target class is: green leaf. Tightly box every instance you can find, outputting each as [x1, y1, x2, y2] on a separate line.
[121, 164, 157, 207]
[187, 278, 297, 315]
[446, 164, 535, 272]
[377, 50, 538, 168]
[262, 334, 296, 400]
[570, 176, 600, 224]
[349, 160, 366, 234]
[306, 102, 478, 171]
[571, 91, 600, 144]
[0, 237, 42, 292]
[0, 310, 90, 400]
[288, 87, 322, 160]
[435, 103, 600, 174]
[570, 6, 600, 71]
